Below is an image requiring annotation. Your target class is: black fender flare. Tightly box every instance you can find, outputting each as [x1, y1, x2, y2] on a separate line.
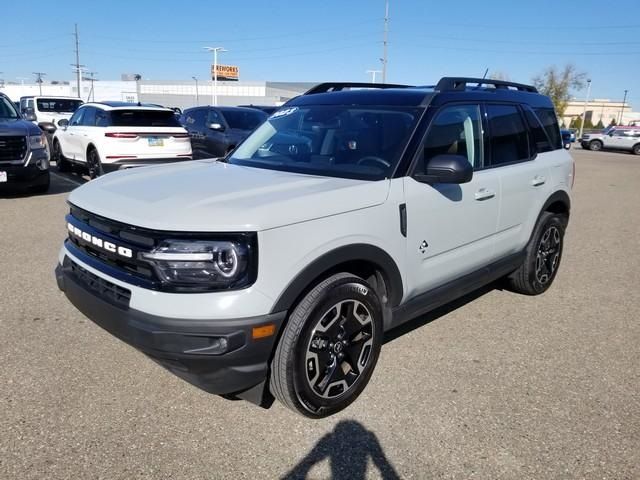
[541, 190, 571, 216]
[270, 244, 404, 314]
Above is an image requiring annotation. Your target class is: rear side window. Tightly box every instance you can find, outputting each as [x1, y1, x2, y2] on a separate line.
[96, 109, 110, 127]
[81, 107, 96, 126]
[221, 110, 267, 130]
[110, 110, 181, 127]
[533, 108, 562, 150]
[523, 108, 552, 153]
[487, 104, 529, 166]
[182, 109, 206, 128]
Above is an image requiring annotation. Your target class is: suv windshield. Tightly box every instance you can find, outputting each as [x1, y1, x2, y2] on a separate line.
[110, 109, 182, 127]
[229, 105, 419, 180]
[36, 98, 83, 113]
[0, 96, 19, 119]
[222, 109, 267, 130]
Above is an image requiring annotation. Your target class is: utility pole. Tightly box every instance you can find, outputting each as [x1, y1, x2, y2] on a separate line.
[618, 89, 628, 125]
[192, 76, 199, 105]
[73, 24, 82, 99]
[86, 71, 98, 101]
[381, 0, 389, 83]
[204, 47, 227, 106]
[578, 79, 591, 141]
[366, 70, 382, 83]
[33, 72, 46, 95]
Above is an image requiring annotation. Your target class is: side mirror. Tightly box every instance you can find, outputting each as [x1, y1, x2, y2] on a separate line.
[563, 143, 571, 150]
[38, 122, 57, 134]
[57, 119, 69, 128]
[414, 154, 473, 184]
[209, 122, 225, 132]
[608, 132, 614, 137]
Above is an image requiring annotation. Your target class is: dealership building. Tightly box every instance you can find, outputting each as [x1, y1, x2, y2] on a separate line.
[0, 79, 314, 110]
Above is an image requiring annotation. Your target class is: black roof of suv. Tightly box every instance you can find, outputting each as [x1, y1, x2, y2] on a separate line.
[287, 77, 552, 110]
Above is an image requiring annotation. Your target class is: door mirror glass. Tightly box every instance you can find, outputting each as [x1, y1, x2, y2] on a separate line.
[57, 119, 69, 128]
[209, 122, 225, 131]
[415, 154, 473, 184]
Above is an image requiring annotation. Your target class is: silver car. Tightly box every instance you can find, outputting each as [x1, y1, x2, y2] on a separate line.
[581, 127, 640, 155]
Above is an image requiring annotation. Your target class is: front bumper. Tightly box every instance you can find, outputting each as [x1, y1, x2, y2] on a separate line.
[102, 157, 193, 173]
[0, 151, 50, 189]
[55, 256, 286, 404]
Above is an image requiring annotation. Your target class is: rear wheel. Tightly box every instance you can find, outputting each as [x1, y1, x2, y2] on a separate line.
[53, 140, 71, 172]
[87, 148, 103, 179]
[632, 144, 640, 155]
[507, 212, 565, 295]
[270, 273, 383, 418]
[589, 140, 603, 151]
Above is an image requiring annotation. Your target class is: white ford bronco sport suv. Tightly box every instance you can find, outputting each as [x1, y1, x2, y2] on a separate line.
[56, 78, 574, 418]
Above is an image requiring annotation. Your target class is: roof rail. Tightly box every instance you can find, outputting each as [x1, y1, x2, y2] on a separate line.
[304, 82, 412, 95]
[435, 77, 538, 93]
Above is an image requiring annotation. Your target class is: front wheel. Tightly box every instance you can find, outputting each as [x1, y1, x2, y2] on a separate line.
[589, 140, 603, 151]
[506, 212, 566, 295]
[633, 144, 640, 155]
[53, 140, 71, 172]
[270, 273, 383, 418]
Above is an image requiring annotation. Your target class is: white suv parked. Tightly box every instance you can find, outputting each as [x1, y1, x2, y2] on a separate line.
[56, 78, 574, 418]
[52, 102, 192, 178]
[581, 126, 640, 155]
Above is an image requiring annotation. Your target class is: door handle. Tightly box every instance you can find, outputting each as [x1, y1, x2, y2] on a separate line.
[474, 188, 496, 201]
[531, 175, 546, 187]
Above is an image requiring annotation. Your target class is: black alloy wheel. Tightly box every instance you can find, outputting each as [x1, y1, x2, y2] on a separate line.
[87, 148, 103, 179]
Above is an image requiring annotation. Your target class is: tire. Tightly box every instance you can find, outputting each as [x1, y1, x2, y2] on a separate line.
[31, 172, 50, 194]
[633, 144, 640, 155]
[589, 140, 603, 151]
[270, 273, 383, 418]
[507, 212, 565, 295]
[53, 140, 71, 172]
[87, 147, 103, 179]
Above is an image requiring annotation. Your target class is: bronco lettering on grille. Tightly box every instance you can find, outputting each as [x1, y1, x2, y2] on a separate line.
[67, 222, 133, 259]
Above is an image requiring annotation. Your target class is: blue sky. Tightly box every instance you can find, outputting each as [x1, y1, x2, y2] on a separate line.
[2, 0, 639, 108]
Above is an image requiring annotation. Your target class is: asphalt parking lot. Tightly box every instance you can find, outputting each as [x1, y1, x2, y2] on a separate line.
[1, 148, 638, 479]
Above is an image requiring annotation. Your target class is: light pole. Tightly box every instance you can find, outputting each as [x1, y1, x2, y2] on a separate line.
[618, 89, 628, 125]
[192, 76, 199, 105]
[366, 70, 382, 83]
[204, 47, 227, 106]
[578, 78, 591, 141]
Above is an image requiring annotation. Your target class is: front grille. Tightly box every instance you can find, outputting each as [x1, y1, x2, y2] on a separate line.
[0, 136, 27, 162]
[65, 256, 131, 308]
[67, 205, 158, 287]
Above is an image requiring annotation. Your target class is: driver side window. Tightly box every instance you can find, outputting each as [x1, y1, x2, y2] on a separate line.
[421, 104, 483, 173]
[69, 108, 85, 126]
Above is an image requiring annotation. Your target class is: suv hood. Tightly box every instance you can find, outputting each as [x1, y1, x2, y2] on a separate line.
[0, 117, 41, 136]
[68, 160, 390, 232]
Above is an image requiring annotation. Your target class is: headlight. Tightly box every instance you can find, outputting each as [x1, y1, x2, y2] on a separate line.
[141, 237, 256, 291]
[28, 133, 47, 150]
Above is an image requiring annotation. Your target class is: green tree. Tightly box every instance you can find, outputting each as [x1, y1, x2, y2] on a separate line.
[532, 64, 587, 117]
[595, 119, 604, 129]
[584, 118, 594, 129]
[570, 117, 582, 130]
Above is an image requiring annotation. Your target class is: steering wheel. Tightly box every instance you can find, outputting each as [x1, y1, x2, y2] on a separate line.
[357, 156, 391, 169]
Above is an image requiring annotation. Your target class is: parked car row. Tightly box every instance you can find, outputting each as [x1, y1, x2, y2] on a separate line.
[0, 93, 278, 193]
